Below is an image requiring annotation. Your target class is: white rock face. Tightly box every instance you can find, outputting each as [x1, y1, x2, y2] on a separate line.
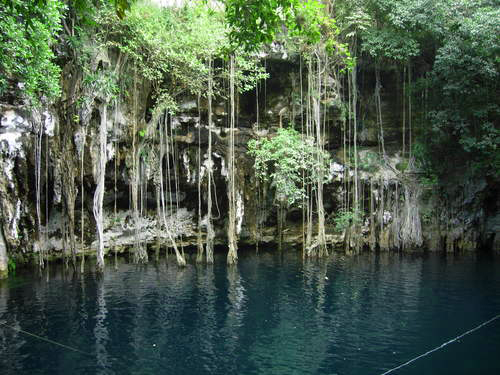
[213, 152, 227, 177]
[10, 199, 21, 238]
[0, 108, 27, 162]
[182, 150, 195, 184]
[0, 229, 8, 278]
[0, 106, 32, 252]
[383, 210, 392, 225]
[328, 162, 344, 182]
[179, 99, 197, 111]
[0, 109, 28, 185]
[43, 110, 55, 136]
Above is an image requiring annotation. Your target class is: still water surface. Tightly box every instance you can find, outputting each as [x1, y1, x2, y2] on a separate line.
[1, 250, 499, 375]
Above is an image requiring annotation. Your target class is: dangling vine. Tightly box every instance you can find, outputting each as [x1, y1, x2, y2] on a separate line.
[227, 54, 238, 265]
[206, 57, 215, 264]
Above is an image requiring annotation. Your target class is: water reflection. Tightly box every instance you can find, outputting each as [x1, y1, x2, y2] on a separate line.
[0, 282, 22, 374]
[0, 252, 499, 375]
[194, 264, 217, 372]
[94, 275, 109, 374]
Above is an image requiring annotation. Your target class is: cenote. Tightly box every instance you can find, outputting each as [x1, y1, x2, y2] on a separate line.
[1, 250, 499, 375]
[1, 1, 499, 373]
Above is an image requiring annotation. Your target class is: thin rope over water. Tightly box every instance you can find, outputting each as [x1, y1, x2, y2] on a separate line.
[0, 322, 93, 357]
[0, 321, 166, 373]
[380, 314, 500, 375]
[2, 314, 499, 370]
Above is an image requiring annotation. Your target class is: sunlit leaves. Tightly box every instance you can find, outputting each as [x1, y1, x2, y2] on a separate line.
[98, 1, 266, 113]
[362, 28, 419, 60]
[114, 0, 134, 19]
[99, 2, 220, 105]
[224, 0, 299, 51]
[333, 208, 362, 231]
[248, 128, 330, 206]
[0, 0, 64, 104]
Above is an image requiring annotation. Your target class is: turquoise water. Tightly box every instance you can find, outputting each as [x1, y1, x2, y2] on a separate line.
[1, 250, 499, 374]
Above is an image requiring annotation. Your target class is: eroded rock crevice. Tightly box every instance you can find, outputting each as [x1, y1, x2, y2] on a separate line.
[0, 54, 498, 272]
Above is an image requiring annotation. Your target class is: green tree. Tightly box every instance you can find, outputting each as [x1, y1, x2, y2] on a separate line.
[421, 0, 499, 178]
[0, 0, 64, 103]
[224, 0, 299, 51]
[248, 127, 330, 207]
[99, 1, 265, 109]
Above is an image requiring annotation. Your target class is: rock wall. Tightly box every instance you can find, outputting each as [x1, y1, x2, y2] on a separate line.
[0, 55, 498, 273]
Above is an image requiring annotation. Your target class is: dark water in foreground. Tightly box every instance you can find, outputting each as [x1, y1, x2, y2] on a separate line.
[1, 250, 499, 375]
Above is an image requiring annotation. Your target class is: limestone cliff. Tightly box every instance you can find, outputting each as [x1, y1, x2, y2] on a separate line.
[0, 55, 498, 275]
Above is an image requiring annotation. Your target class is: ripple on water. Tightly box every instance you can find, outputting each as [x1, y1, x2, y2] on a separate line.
[1, 251, 500, 375]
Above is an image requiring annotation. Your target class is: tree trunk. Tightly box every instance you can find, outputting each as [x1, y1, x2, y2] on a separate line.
[313, 53, 327, 257]
[227, 54, 238, 265]
[375, 64, 386, 156]
[206, 58, 215, 264]
[196, 95, 204, 263]
[80, 127, 87, 273]
[93, 103, 107, 272]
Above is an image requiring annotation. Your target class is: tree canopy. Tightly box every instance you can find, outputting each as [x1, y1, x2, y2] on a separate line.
[0, 0, 64, 103]
[0, 0, 497, 181]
